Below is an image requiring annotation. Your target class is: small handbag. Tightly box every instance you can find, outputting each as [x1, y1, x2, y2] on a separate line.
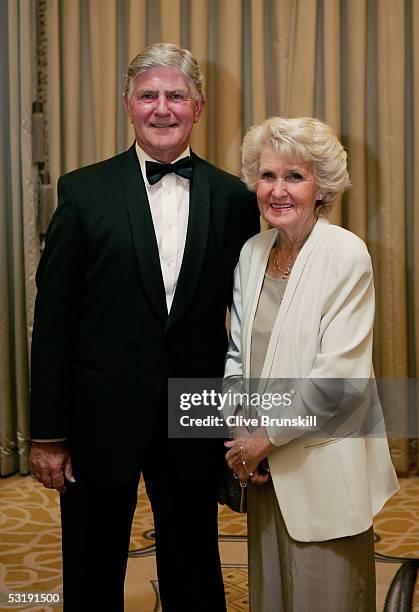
[219, 462, 247, 513]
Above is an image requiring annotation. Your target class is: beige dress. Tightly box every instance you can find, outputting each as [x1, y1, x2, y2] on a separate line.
[247, 273, 376, 612]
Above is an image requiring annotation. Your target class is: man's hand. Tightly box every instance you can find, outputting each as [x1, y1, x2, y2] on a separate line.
[29, 441, 75, 493]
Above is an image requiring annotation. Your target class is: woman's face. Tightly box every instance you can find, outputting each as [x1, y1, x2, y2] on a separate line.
[256, 146, 319, 236]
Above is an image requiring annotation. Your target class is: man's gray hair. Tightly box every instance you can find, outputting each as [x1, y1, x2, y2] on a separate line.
[124, 42, 205, 100]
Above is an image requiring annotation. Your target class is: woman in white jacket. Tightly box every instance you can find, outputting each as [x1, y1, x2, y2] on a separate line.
[223, 117, 399, 611]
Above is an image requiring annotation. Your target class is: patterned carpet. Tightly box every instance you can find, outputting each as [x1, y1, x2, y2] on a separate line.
[0, 475, 418, 611]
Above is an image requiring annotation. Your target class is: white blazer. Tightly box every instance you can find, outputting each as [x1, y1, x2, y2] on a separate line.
[224, 217, 399, 542]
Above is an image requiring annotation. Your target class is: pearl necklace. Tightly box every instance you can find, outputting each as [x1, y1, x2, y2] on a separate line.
[272, 249, 295, 279]
[273, 234, 310, 279]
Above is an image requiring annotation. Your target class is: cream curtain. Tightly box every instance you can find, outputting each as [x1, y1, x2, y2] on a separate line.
[0, 0, 38, 475]
[31, 0, 418, 475]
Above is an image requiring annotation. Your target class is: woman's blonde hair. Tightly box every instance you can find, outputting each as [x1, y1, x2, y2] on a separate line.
[241, 116, 351, 215]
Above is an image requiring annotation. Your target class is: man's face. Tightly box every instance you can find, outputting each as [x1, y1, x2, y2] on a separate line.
[124, 65, 205, 163]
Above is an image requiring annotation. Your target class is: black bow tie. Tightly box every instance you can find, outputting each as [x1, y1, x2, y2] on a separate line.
[145, 156, 193, 185]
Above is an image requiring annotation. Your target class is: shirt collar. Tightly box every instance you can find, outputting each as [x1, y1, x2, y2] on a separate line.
[135, 143, 191, 182]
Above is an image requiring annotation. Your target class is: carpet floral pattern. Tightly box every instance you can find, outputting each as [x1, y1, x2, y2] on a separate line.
[0, 475, 418, 611]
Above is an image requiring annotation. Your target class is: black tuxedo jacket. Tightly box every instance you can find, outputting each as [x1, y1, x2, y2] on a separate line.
[30, 144, 259, 485]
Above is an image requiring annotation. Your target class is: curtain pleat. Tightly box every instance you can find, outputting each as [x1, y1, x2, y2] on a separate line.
[88, 0, 119, 159]
[0, 0, 38, 476]
[126, 1, 147, 67]
[210, 0, 243, 173]
[160, 0, 182, 45]
[320, 0, 342, 226]
[376, 1, 409, 472]
[44, 0, 61, 198]
[17, 0, 38, 474]
[413, 0, 419, 472]
[189, 0, 209, 157]
[249, 0, 266, 126]
[291, 1, 318, 115]
[321, 0, 341, 133]
[341, 0, 368, 241]
[124, 1, 147, 149]
[61, 0, 83, 170]
[377, 0, 407, 377]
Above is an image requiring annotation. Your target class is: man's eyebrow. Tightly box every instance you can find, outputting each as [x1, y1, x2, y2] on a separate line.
[136, 88, 189, 94]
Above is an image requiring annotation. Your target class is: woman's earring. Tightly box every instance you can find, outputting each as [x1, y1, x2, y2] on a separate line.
[317, 194, 323, 200]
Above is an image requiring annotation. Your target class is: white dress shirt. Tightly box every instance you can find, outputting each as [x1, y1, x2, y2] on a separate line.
[135, 143, 190, 313]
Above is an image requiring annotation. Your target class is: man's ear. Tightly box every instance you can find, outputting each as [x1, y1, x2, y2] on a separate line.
[123, 96, 133, 123]
[193, 95, 206, 123]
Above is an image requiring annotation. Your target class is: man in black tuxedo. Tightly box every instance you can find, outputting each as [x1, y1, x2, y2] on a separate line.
[29, 43, 259, 611]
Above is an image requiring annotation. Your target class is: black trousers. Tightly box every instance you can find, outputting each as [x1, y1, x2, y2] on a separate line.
[60, 441, 226, 612]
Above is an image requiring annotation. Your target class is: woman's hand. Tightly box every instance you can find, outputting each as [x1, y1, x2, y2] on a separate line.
[224, 428, 276, 486]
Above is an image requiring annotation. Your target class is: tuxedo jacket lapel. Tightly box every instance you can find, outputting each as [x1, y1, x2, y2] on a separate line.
[166, 153, 210, 330]
[122, 144, 168, 323]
